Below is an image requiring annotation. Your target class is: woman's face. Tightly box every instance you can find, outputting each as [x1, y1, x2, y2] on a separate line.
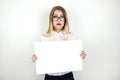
[52, 10, 65, 32]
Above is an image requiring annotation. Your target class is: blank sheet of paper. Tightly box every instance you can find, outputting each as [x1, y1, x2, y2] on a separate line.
[34, 40, 82, 74]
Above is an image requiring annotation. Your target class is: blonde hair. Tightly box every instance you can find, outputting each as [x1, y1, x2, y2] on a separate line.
[44, 6, 70, 37]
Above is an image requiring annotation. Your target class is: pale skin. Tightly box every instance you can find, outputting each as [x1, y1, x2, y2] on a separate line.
[32, 10, 86, 62]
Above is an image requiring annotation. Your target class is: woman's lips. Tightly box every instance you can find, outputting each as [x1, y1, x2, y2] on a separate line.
[57, 23, 61, 25]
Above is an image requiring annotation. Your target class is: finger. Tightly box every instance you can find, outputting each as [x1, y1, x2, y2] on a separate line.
[82, 50, 85, 53]
[83, 56, 85, 59]
[80, 53, 83, 56]
[35, 56, 38, 60]
[82, 51, 86, 55]
[33, 54, 36, 56]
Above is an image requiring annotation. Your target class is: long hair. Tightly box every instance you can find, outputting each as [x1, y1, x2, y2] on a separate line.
[44, 6, 70, 37]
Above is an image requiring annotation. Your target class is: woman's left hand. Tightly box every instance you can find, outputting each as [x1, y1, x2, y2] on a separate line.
[80, 50, 86, 60]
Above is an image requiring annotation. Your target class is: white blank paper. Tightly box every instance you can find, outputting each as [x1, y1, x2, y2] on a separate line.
[34, 40, 82, 74]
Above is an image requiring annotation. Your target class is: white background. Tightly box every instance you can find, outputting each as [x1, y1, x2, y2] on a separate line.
[0, 0, 120, 80]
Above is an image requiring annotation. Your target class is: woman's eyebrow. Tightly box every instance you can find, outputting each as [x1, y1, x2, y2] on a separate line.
[53, 14, 64, 16]
[53, 14, 58, 16]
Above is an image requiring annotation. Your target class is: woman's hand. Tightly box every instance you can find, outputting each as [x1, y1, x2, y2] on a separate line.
[80, 50, 86, 60]
[32, 54, 37, 63]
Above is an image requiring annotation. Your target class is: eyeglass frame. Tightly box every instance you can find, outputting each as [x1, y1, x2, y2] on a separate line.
[52, 16, 65, 21]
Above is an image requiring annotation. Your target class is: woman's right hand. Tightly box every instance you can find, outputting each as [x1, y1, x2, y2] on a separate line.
[32, 54, 37, 63]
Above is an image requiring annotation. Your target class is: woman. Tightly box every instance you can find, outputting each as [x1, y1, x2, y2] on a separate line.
[32, 6, 86, 80]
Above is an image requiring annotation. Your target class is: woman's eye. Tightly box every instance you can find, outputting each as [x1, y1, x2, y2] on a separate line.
[60, 16, 64, 18]
[53, 16, 64, 18]
[53, 16, 57, 18]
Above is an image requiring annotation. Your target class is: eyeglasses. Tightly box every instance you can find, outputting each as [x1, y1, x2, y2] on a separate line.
[52, 16, 65, 21]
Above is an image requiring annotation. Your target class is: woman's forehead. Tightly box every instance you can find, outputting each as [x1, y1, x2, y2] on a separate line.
[53, 10, 63, 15]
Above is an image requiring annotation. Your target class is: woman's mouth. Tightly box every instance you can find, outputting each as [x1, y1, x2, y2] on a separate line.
[57, 23, 61, 25]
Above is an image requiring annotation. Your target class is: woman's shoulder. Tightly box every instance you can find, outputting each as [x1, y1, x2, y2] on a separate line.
[68, 32, 78, 40]
[40, 35, 48, 41]
[40, 34, 52, 41]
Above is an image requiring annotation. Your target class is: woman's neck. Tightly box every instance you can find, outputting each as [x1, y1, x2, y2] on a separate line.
[54, 29, 62, 33]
